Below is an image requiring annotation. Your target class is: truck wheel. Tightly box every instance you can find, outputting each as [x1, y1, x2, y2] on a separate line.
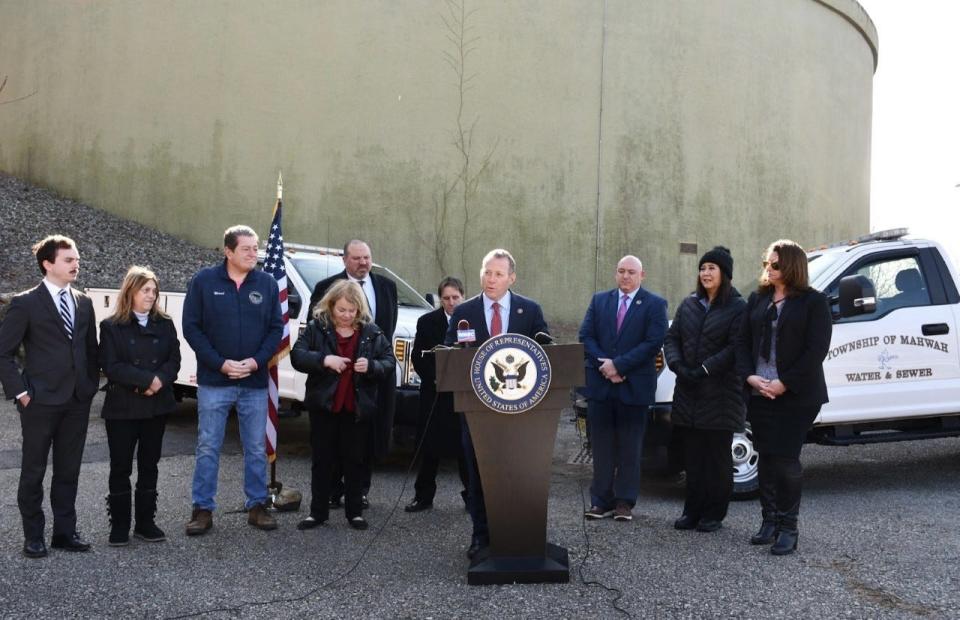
[731, 426, 759, 500]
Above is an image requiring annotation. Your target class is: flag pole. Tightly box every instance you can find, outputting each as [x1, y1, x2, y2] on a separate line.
[266, 170, 288, 501]
[272, 171, 281, 493]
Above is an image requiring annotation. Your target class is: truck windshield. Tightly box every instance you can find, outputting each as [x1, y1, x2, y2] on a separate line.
[807, 252, 842, 290]
[289, 256, 431, 309]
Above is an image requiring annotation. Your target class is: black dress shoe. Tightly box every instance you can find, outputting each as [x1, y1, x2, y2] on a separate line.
[361, 495, 370, 509]
[23, 539, 47, 558]
[51, 532, 91, 552]
[349, 516, 369, 530]
[296, 515, 327, 530]
[329, 497, 343, 509]
[404, 499, 433, 513]
[673, 514, 699, 530]
[696, 519, 723, 532]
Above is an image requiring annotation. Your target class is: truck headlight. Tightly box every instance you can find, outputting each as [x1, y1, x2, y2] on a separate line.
[393, 337, 421, 387]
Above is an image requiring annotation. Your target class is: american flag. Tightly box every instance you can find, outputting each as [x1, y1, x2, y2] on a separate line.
[264, 185, 290, 464]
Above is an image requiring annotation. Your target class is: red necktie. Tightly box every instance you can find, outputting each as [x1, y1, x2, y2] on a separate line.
[490, 302, 503, 336]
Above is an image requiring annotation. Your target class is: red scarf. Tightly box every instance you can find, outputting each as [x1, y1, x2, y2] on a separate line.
[331, 329, 359, 413]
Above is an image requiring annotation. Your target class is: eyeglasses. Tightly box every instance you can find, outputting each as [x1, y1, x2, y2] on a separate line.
[762, 260, 781, 271]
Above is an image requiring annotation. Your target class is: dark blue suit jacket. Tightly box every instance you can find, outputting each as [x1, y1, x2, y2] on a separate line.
[444, 292, 548, 346]
[578, 287, 668, 406]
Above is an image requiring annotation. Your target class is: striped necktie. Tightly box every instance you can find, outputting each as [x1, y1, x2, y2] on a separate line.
[58, 289, 74, 339]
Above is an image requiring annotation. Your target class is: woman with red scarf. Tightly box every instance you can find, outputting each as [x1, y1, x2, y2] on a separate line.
[291, 280, 395, 530]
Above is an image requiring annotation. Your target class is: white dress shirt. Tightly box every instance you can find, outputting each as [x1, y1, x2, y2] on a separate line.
[347, 274, 377, 320]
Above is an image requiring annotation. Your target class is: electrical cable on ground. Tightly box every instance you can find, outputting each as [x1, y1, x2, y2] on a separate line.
[165, 392, 442, 619]
[573, 409, 634, 618]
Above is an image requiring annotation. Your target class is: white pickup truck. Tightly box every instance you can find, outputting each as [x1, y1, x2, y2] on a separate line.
[651, 229, 960, 497]
[87, 243, 433, 434]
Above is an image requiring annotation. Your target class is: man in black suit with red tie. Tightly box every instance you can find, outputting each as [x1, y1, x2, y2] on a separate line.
[444, 248, 549, 559]
[309, 239, 398, 507]
[0, 236, 99, 558]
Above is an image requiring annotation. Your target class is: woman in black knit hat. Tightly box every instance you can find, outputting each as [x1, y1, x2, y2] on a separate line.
[663, 246, 746, 533]
[735, 239, 831, 555]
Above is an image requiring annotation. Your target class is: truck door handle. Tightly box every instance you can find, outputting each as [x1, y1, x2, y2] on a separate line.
[922, 323, 949, 336]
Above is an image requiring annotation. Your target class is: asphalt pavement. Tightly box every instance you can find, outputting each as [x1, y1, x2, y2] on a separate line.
[0, 394, 958, 619]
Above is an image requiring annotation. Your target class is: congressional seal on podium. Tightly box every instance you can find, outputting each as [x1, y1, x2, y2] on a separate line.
[470, 333, 551, 414]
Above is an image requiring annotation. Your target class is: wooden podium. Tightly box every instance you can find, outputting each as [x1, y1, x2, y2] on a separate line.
[436, 341, 584, 585]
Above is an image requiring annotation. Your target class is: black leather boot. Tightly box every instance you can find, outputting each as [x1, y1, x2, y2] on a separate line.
[750, 455, 778, 545]
[133, 489, 166, 542]
[771, 514, 798, 555]
[770, 456, 802, 555]
[107, 492, 131, 547]
[750, 516, 778, 545]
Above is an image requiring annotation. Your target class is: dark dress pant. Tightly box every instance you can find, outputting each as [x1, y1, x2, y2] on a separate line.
[461, 413, 488, 544]
[679, 426, 734, 521]
[588, 400, 649, 509]
[105, 416, 167, 494]
[748, 397, 819, 522]
[413, 451, 469, 505]
[18, 397, 91, 540]
[311, 410, 370, 520]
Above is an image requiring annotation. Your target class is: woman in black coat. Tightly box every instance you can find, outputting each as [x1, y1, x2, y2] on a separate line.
[291, 280, 395, 531]
[735, 239, 832, 555]
[664, 247, 746, 533]
[99, 266, 181, 546]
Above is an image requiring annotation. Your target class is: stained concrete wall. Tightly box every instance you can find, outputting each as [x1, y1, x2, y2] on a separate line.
[0, 0, 877, 327]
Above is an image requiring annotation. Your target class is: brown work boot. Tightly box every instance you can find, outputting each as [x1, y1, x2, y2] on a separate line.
[247, 503, 277, 531]
[185, 508, 213, 536]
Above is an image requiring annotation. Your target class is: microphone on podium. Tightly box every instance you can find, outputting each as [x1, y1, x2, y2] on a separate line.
[534, 331, 555, 345]
[456, 319, 477, 346]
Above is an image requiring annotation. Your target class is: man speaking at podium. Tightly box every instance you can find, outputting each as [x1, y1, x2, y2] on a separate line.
[444, 248, 548, 560]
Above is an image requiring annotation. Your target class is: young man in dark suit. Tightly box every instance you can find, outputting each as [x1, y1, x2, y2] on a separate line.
[405, 277, 468, 513]
[309, 240, 398, 508]
[0, 235, 99, 558]
[579, 255, 668, 522]
[444, 248, 549, 559]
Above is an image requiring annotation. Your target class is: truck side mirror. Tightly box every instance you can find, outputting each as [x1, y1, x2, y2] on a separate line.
[838, 275, 876, 317]
[424, 292, 437, 308]
[288, 290, 302, 319]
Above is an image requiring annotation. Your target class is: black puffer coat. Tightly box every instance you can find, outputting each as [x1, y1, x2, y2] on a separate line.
[290, 320, 395, 423]
[663, 290, 746, 431]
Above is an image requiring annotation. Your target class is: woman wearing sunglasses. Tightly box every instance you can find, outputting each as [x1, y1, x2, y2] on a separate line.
[736, 239, 831, 555]
[663, 246, 746, 533]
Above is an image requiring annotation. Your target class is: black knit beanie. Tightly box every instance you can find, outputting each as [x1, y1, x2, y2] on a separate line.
[699, 246, 733, 280]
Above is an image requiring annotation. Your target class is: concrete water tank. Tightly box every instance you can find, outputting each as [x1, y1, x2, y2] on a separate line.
[0, 0, 877, 324]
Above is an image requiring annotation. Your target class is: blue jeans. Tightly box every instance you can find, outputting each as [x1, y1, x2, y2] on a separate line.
[192, 385, 268, 511]
[588, 400, 649, 509]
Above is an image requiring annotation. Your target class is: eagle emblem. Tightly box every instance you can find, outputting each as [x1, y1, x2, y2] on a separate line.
[489, 353, 530, 393]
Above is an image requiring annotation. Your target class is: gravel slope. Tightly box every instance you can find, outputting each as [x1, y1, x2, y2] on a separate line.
[0, 172, 222, 298]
